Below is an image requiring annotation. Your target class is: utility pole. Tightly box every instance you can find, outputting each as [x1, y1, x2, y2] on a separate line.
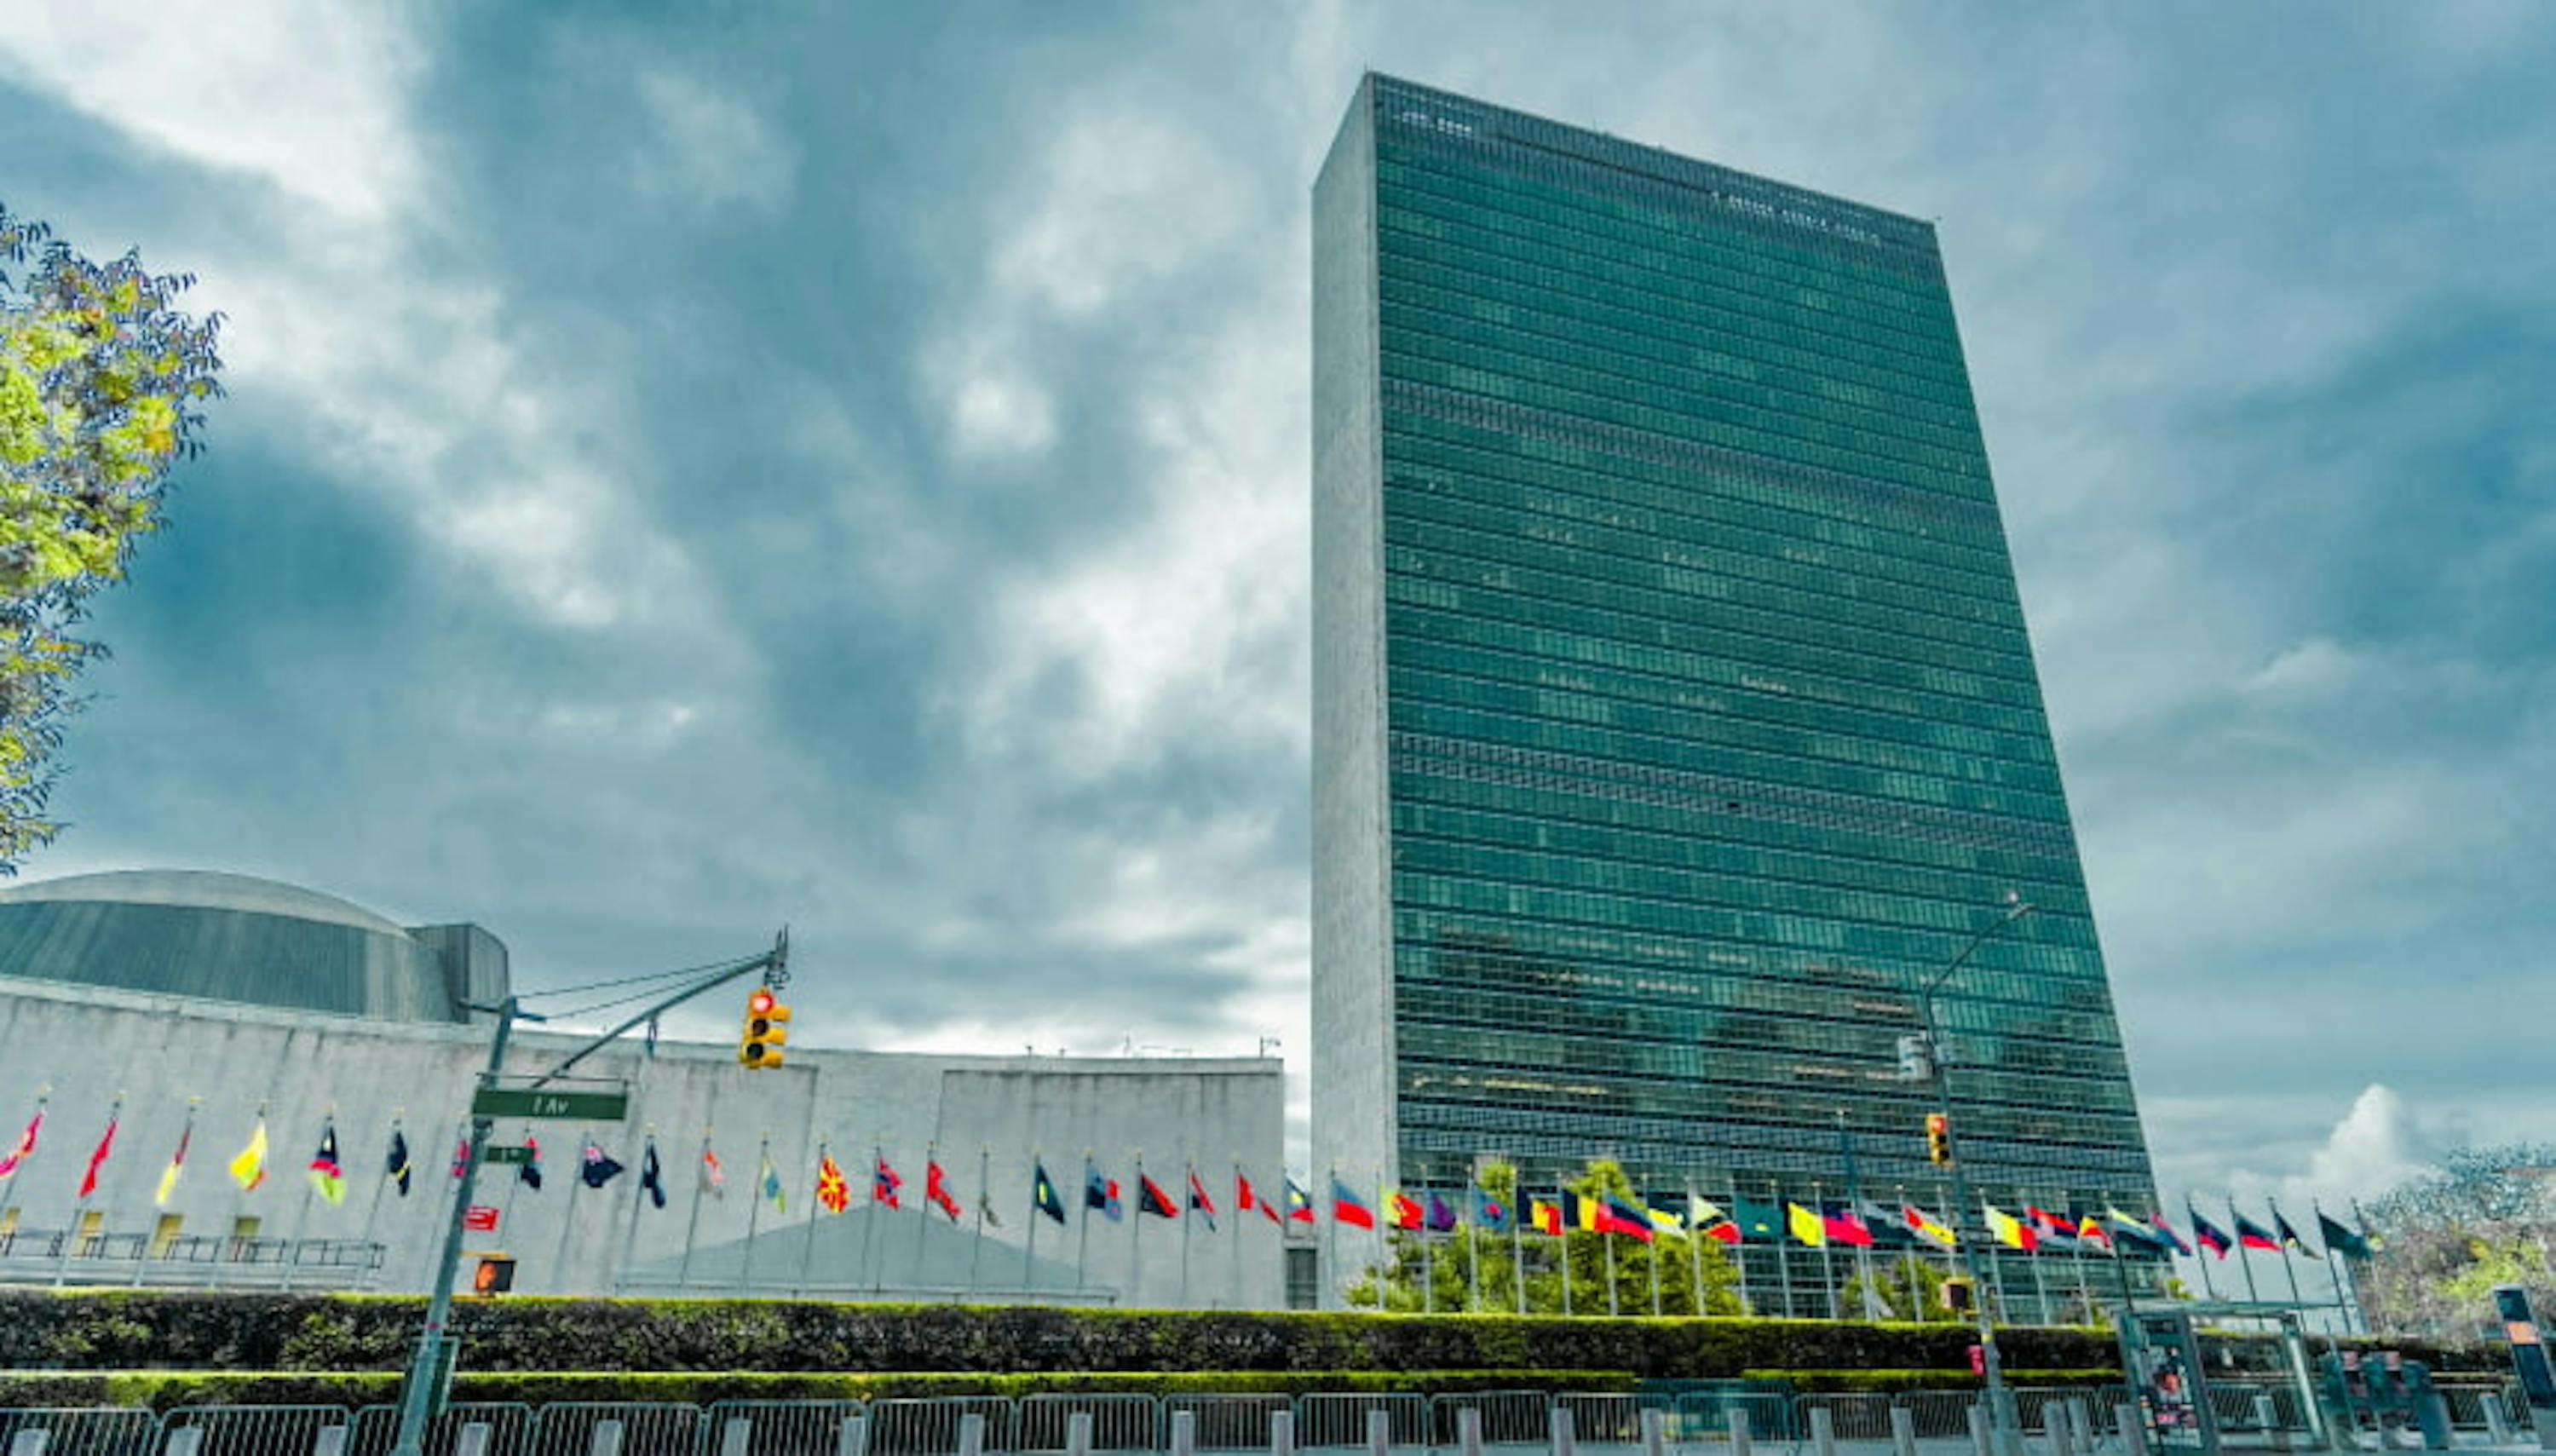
[1908, 898, 2034, 1456]
[388, 932, 787, 1456]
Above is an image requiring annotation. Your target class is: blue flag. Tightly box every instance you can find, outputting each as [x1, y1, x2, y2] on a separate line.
[1033, 1162, 1067, 1224]
[1085, 1165, 1124, 1222]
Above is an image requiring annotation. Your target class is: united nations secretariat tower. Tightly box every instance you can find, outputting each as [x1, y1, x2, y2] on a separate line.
[1312, 76, 2159, 1316]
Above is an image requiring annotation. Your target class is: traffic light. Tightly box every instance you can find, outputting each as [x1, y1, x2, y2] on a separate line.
[471, 1255, 515, 1294]
[1926, 1111, 1953, 1165]
[739, 985, 791, 1069]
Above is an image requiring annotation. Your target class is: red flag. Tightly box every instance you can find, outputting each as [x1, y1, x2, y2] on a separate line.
[925, 1160, 964, 1221]
[78, 1114, 119, 1200]
[1330, 1179, 1374, 1229]
[1390, 1191, 1425, 1230]
[463, 1205, 499, 1231]
[1236, 1172, 1260, 1211]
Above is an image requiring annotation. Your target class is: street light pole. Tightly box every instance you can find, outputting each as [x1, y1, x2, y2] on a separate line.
[1917, 899, 2033, 1456]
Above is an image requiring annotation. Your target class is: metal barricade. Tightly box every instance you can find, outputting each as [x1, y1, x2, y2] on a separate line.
[1553, 1397, 1644, 1449]
[0, 1407, 164, 1456]
[348, 1404, 535, 1456]
[1016, 1398, 1155, 1453]
[2008, 1392, 2076, 1437]
[1425, 1394, 1551, 1451]
[1292, 1396, 1424, 1451]
[163, 1407, 354, 1456]
[526, 1404, 705, 1456]
[701, 1405, 867, 1456]
[1670, 1392, 1796, 1447]
[1796, 1399, 1890, 1446]
[1160, 1397, 1291, 1453]
[865, 1401, 1016, 1456]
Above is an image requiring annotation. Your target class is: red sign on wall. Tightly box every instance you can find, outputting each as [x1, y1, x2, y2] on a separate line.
[463, 1205, 500, 1232]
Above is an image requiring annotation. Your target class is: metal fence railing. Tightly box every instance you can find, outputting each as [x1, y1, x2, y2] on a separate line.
[3, 1379, 2543, 1456]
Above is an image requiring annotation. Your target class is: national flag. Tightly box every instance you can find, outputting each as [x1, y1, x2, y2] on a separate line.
[580, 1140, 625, 1189]
[2071, 1209, 2112, 1253]
[155, 1119, 193, 1206]
[1528, 1198, 1563, 1236]
[1189, 1170, 1219, 1230]
[462, 1204, 499, 1232]
[873, 1156, 903, 1209]
[1236, 1172, 1264, 1217]
[1086, 1166, 1123, 1222]
[700, 1144, 726, 1198]
[1984, 1203, 2036, 1252]
[1821, 1203, 1874, 1247]
[308, 1123, 345, 1205]
[2146, 1211, 2194, 1257]
[1644, 1202, 1685, 1237]
[639, 1141, 666, 1209]
[1857, 1200, 1914, 1247]
[2026, 1206, 2077, 1250]
[926, 1160, 964, 1222]
[1331, 1178, 1375, 1229]
[1600, 1194, 1655, 1241]
[2274, 1211, 2322, 1260]
[2187, 1205, 2231, 1258]
[2318, 1211, 2373, 1260]
[1732, 1198, 1782, 1242]
[1472, 1186, 1513, 1233]
[1903, 1202, 1957, 1248]
[1034, 1163, 1067, 1224]
[1286, 1178, 1315, 1223]
[517, 1135, 544, 1192]
[2105, 1207, 2162, 1252]
[2233, 1209, 2280, 1251]
[1426, 1190, 1459, 1234]
[759, 1152, 786, 1212]
[78, 1111, 118, 1200]
[1787, 1201, 1826, 1248]
[1137, 1173, 1178, 1219]
[815, 1154, 849, 1213]
[978, 1186, 1004, 1229]
[1689, 1198, 1741, 1245]
[452, 1136, 469, 1180]
[0, 1104, 40, 1181]
[228, 1119, 269, 1191]
[384, 1125, 412, 1198]
[1389, 1190, 1425, 1230]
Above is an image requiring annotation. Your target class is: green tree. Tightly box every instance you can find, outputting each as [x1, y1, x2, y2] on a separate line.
[2360, 1142, 2556, 1338]
[1344, 1159, 1745, 1316]
[1838, 1250, 1962, 1322]
[0, 202, 222, 868]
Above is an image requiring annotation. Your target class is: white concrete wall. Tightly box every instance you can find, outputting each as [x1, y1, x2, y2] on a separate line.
[0, 975, 1287, 1308]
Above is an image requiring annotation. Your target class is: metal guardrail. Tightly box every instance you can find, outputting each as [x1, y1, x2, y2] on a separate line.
[0, 1233, 386, 1269]
[2, 1382, 2542, 1456]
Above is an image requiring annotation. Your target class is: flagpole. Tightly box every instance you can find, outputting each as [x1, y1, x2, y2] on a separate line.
[797, 1138, 826, 1297]
[2063, 1197, 2091, 1320]
[1813, 1181, 1837, 1320]
[1465, 1167, 1482, 1315]
[2350, 1199, 2380, 1333]
[1230, 1160, 1244, 1310]
[1179, 1158, 1194, 1309]
[678, 1131, 711, 1290]
[1648, 1199, 1663, 1316]
[1372, 1167, 1386, 1311]
[1024, 1151, 1041, 1297]
[968, 1146, 990, 1301]
[1510, 1171, 1527, 1316]
[216, 1098, 268, 1295]
[619, 1126, 654, 1295]
[1770, 1184, 1790, 1317]
[361, 1111, 398, 1286]
[550, 1125, 590, 1293]
[1840, 1114, 1873, 1316]
[2185, 1203, 2219, 1301]
[916, 1142, 936, 1292]
[2315, 1202, 2355, 1333]
[2228, 1197, 2262, 1303]
[2266, 1194, 2308, 1319]
[1077, 1150, 1094, 1296]
[1130, 1151, 1148, 1306]
[741, 1133, 769, 1292]
[1558, 1177, 1573, 1318]
[2021, 1194, 2047, 1323]
[1420, 1173, 1436, 1315]
[1688, 1180, 1705, 1315]
[1603, 1209, 1618, 1318]
[1324, 1163, 1338, 1311]
[58, 1092, 123, 1290]
[862, 1144, 886, 1294]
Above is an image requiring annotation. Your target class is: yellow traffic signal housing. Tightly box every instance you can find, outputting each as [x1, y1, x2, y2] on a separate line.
[739, 985, 791, 1069]
[1925, 1112, 1952, 1165]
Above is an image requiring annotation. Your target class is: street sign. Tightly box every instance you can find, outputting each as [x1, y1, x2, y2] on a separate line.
[469, 1086, 629, 1121]
[482, 1145, 533, 1165]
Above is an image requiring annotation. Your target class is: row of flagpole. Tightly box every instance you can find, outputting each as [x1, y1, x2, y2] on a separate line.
[0, 1089, 2378, 1324]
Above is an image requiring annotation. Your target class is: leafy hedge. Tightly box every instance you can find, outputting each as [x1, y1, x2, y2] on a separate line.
[0, 1369, 1640, 1412]
[1747, 1369, 2126, 1393]
[0, 1293, 2123, 1378]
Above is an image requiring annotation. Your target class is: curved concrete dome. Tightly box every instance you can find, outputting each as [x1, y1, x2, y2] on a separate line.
[0, 869, 470, 1023]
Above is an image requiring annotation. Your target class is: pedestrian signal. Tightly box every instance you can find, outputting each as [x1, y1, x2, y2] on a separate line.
[472, 1255, 516, 1294]
[739, 986, 791, 1069]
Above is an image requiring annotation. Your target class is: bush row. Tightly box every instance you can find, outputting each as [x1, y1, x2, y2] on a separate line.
[0, 1293, 2124, 1377]
[0, 1369, 1640, 1412]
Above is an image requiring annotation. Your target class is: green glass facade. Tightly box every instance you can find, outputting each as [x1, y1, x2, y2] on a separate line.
[1312, 77, 2156, 1315]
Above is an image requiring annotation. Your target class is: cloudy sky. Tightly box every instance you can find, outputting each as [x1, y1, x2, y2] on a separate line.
[3, 1, 2550, 1235]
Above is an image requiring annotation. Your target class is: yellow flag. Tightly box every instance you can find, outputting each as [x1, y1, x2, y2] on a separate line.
[1787, 1201, 1826, 1247]
[154, 1122, 193, 1206]
[228, 1119, 268, 1190]
[1984, 1202, 2030, 1250]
